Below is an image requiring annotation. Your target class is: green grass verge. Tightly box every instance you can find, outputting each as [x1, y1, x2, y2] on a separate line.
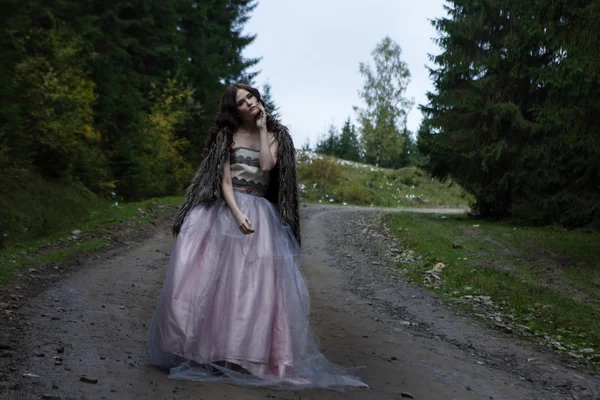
[0, 241, 108, 284]
[386, 212, 600, 353]
[297, 152, 472, 209]
[0, 168, 104, 249]
[0, 196, 183, 284]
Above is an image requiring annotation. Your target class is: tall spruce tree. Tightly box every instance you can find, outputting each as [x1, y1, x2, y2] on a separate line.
[178, 0, 260, 163]
[419, 0, 599, 227]
[62, 0, 183, 139]
[338, 118, 361, 162]
[261, 83, 281, 119]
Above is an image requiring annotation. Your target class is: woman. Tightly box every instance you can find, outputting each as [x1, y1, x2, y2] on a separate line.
[147, 83, 367, 390]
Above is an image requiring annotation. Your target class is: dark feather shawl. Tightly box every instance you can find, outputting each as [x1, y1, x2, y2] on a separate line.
[172, 120, 301, 246]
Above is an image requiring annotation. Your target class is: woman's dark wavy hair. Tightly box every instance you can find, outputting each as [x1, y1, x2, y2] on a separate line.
[203, 83, 277, 154]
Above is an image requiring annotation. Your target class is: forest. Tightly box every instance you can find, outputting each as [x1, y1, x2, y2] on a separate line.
[1, 0, 598, 249]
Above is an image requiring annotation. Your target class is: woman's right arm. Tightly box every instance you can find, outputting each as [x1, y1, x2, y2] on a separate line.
[221, 155, 254, 234]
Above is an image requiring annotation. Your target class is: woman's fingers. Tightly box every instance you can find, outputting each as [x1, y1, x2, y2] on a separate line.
[238, 220, 255, 234]
[239, 219, 248, 233]
[245, 218, 254, 234]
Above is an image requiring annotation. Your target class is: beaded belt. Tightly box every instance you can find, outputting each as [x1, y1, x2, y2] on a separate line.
[233, 185, 266, 197]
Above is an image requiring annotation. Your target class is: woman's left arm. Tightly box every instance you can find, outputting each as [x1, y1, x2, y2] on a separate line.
[257, 104, 278, 171]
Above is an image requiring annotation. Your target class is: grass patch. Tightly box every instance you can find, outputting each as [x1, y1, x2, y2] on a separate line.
[386, 212, 600, 353]
[0, 167, 183, 249]
[76, 196, 183, 229]
[0, 241, 107, 284]
[0, 196, 183, 284]
[297, 151, 472, 208]
[0, 168, 104, 249]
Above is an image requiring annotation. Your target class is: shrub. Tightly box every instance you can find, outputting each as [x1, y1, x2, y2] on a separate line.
[335, 183, 372, 204]
[297, 158, 343, 184]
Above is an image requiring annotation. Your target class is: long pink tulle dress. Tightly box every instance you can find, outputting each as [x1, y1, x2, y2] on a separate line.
[147, 147, 367, 390]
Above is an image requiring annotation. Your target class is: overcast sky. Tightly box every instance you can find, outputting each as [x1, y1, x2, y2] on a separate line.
[242, 0, 448, 148]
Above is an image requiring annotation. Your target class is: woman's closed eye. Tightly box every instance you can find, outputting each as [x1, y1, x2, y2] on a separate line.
[237, 93, 253, 107]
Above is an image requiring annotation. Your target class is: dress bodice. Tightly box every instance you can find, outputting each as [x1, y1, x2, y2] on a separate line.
[230, 147, 270, 196]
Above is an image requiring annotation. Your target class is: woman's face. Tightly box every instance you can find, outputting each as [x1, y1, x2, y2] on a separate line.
[235, 88, 261, 122]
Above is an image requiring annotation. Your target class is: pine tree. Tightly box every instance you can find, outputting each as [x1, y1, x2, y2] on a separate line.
[419, 0, 600, 227]
[338, 118, 361, 162]
[178, 0, 260, 164]
[261, 83, 281, 119]
[301, 138, 311, 151]
[315, 124, 340, 156]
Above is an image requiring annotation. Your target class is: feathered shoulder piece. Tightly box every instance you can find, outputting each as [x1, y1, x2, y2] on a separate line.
[172, 120, 301, 246]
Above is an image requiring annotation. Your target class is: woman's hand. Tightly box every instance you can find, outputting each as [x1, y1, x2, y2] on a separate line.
[234, 211, 255, 234]
[256, 103, 267, 131]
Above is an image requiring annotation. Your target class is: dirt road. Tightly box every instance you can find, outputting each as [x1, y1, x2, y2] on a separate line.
[1, 205, 599, 399]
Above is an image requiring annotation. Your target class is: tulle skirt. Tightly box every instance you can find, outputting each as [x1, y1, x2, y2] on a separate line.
[147, 192, 367, 391]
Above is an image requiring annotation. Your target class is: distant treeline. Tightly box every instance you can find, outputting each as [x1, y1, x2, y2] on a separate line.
[311, 118, 421, 170]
